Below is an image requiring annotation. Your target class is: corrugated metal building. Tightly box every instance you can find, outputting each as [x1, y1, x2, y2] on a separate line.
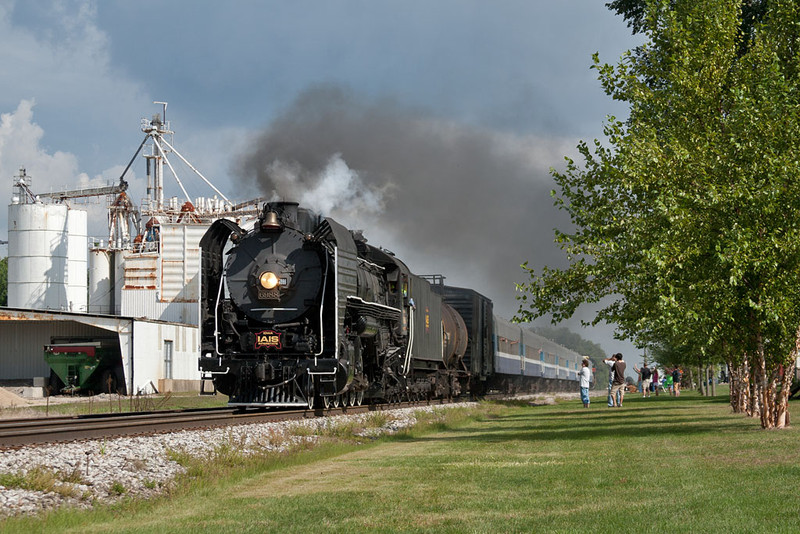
[2, 218, 211, 392]
[0, 308, 198, 394]
[1, 113, 257, 395]
[115, 222, 207, 325]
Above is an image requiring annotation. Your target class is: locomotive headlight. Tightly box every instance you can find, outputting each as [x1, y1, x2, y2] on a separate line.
[259, 271, 280, 290]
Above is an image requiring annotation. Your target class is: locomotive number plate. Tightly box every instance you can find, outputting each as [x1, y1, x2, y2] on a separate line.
[258, 288, 281, 300]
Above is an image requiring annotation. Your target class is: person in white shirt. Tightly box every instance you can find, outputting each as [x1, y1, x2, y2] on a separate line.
[580, 358, 592, 408]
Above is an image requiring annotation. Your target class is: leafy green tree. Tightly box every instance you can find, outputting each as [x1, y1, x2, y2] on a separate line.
[607, 0, 767, 54]
[516, 0, 800, 428]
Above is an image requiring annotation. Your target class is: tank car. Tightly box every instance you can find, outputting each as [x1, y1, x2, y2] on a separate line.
[198, 201, 469, 408]
[430, 282, 585, 395]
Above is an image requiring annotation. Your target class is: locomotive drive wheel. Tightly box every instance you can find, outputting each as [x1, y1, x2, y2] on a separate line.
[306, 380, 315, 409]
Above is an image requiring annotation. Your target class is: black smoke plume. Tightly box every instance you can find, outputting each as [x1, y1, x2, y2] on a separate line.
[235, 85, 572, 319]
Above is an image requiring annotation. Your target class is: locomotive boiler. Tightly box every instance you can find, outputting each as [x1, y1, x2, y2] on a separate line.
[198, 201, 470, 408]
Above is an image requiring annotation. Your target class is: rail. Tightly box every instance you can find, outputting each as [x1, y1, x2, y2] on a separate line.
[0, 397, 454, 449]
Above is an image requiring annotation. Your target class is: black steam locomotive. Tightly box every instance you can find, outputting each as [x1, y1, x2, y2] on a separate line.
[198, 201, 582, 408]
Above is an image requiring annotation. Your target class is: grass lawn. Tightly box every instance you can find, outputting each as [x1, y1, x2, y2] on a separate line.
[4, 389, 800, 533]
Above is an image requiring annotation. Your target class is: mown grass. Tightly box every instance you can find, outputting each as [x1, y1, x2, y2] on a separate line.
[4, 391, 800, 533]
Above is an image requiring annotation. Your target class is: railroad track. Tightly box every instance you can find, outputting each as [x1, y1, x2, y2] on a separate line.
[0, 398, 451, 449]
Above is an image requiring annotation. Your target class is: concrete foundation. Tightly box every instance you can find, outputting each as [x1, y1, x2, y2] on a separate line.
[21, 387, 45, 399]
[157, 379, 204, 393]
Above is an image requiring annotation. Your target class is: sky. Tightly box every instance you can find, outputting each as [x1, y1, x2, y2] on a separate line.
[0, 0, 647, 367]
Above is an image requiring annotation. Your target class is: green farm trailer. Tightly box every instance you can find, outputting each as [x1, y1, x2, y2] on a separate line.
[44, 339, 127, 395]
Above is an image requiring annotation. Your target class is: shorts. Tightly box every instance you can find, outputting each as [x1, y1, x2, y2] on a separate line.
[610, 384, 625, 402]
[580, 387, 590, 405]
[642, 379, 651, 391]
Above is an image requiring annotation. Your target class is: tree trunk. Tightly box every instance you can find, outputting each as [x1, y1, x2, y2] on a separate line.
[729, 358, 744, 413]
[749, 325, 800, 429]
[755, 330, 774, 428]
[774, 364, 794, 428]
[748, 351, 759, 418]
[742, 356, 752, 414]
[697, 366, 704, 395]
[770, 325, 800, 429]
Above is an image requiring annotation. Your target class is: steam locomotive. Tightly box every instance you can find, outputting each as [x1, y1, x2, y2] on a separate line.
[198, 201, 584, 408]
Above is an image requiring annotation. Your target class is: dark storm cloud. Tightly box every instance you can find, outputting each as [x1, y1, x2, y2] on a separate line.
[235, 85, 573, 318]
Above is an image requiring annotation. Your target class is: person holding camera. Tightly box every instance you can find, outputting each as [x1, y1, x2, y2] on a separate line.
[603, 354, 622, 407]
[634, 362, 652, 398]
[608, 353, 626, 407]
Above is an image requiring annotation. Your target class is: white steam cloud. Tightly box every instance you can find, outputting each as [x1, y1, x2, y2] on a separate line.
[264, 153, 389, 218]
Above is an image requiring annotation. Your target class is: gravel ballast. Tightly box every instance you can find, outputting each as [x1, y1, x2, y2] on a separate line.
[0, 403, 475, 519]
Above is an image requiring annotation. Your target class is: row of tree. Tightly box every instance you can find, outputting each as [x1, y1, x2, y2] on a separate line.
[516, 0, 800, 428]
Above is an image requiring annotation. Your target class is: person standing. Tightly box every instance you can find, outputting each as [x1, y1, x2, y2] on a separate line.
[603, 355, 619, 407]
[610, 353, 627, 407]
[672, 367, 683, 397]
[652, 367, 660, 396]
[579, 358, 592, 408]
[634, 363, 652, 398]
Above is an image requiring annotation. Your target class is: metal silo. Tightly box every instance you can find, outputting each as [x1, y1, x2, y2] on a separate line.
[8, 202, 70, 310]
[88, 248, 113, 314]
[67, 208, 88, 312]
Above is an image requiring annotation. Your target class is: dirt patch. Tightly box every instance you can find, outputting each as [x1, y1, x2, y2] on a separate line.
[0, 387, 126, 412]
[0, 387, 30, 409]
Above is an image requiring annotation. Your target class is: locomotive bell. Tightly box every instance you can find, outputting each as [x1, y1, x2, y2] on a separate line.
[260, 210, 282, 232]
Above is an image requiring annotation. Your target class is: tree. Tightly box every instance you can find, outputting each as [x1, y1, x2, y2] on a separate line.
[516, 0, 800, 428]
[607, 0, 768, 54]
